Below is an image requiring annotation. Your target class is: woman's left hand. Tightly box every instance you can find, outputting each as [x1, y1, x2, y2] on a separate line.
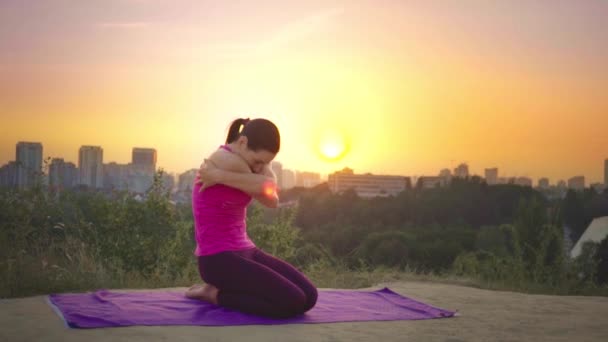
[197, 159, 220, 192]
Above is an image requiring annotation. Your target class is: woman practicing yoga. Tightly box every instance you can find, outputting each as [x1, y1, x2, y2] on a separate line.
[185, 118, 318, 318]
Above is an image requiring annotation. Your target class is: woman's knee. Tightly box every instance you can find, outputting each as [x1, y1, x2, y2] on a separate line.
[285, 287, 318, 316]
[273, 290, 307, 316]
[290, 290, 308, 310]
[303, 286, 318, 312]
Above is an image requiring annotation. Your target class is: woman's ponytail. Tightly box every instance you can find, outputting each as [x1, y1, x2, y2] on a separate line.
[226, 118, 250, 144]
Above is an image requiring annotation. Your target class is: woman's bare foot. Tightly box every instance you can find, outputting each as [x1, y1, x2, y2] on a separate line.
[185, 283, 219, 305]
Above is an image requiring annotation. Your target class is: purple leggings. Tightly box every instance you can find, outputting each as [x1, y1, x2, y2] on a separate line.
[197, 247, 318, 318]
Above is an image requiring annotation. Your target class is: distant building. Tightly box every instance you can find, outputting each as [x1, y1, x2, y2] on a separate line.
[132, 148, 157, 171]
[485, 168, 498, 185]
[103, 161, 157, 194]
[568, 176, 585, 191]
[498, 177, 516, 185]
[439, 168, 452, 184]
[591, 183, 606, 194]
[172, 169, 199, 203]
[49, 158, 77, 190]
[296, 171, 321, 188]
[538, 177, 550, 189]
[103, 162, 131, 191]
[177, 169, 198, 193]
[129, 166, 155, 194]
[417, 176, 444, 189]
[439, 168, 451, 177]
[281, 169, 296, 190]
[16, 141, 43, 188]
[0, 161, 18, 188]
[328, 167, 411, 198]
[78, 146, 103, 189]
[130, 148, 157, 193]
[515, 177, 532, 187]
[161, 172, 176, 193]
[271, 161, 284, 190]
[453, 163, 469, 178]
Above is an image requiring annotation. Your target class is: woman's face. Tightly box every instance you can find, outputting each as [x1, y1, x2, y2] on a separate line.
[235, 136, 276, 173]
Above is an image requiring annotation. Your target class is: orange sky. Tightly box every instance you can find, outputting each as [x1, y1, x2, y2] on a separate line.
[1, 1, 607, 183]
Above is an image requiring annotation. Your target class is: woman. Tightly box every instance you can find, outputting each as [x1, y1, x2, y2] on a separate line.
[185, 118, 318, 319]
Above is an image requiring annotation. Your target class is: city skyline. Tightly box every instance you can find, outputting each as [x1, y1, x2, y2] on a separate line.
[1, 140, 606, 185]
[1, 1, 607, 182]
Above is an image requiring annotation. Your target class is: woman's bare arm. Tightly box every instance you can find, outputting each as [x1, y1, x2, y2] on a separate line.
[252, 163, 278, 208]
[198, 149, 278, 207]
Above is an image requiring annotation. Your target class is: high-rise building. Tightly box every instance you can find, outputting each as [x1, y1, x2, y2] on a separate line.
[328, 167, 411, 198]
[129, 148, 156, 193]
[567, 176, 585, 191]
[49, 158, 77, 190]
[132, 148, 157, 170]
[15, 142, 43, 188]
[0, 161, 18, 188]
[453, 163, 469, 178]
[78, 146, 103, 188]
[271, 161, 284, 190]
[538, 178, 550, 189]
[281, 169, 296, 190]
[485, 168, 498, 185]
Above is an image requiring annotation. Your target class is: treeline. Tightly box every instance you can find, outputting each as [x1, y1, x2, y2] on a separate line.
[290, 177, 545, 270]
[286, 177, 608, 289]
[1, 174, 608, 298]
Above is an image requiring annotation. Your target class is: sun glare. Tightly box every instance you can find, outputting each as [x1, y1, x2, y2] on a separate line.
[318, 129, 348, 161]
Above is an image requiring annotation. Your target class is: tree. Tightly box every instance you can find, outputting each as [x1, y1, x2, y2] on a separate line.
[475, 224, 521, 259]
[514, 197, 546, 255]
[596, 236, 608, 285]
[562, 190, 586, 241]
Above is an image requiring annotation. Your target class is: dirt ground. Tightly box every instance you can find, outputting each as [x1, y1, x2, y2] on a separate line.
[2, 281, 607, 342]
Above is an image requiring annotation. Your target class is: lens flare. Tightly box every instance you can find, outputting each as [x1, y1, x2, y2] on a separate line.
[263, 181, 276, 197]
[317, 129, 349, 161]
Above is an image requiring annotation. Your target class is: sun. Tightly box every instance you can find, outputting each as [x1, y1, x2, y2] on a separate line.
[321, 142, 344, 159]
[317, 129, 349, 161]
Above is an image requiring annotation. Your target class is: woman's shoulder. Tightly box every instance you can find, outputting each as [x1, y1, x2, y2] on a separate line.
[207, 147, 251, 174]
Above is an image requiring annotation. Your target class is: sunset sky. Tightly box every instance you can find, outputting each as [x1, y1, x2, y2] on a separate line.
[1, 0, 607, 183]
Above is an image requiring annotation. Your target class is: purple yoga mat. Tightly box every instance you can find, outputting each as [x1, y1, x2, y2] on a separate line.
[46, 287, 455, 328]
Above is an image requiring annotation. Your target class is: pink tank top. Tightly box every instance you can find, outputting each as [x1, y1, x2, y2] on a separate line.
[192, 145, 256, 256]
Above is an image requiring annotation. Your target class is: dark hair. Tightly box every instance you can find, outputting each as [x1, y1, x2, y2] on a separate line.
[226, 118, 280, 153]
